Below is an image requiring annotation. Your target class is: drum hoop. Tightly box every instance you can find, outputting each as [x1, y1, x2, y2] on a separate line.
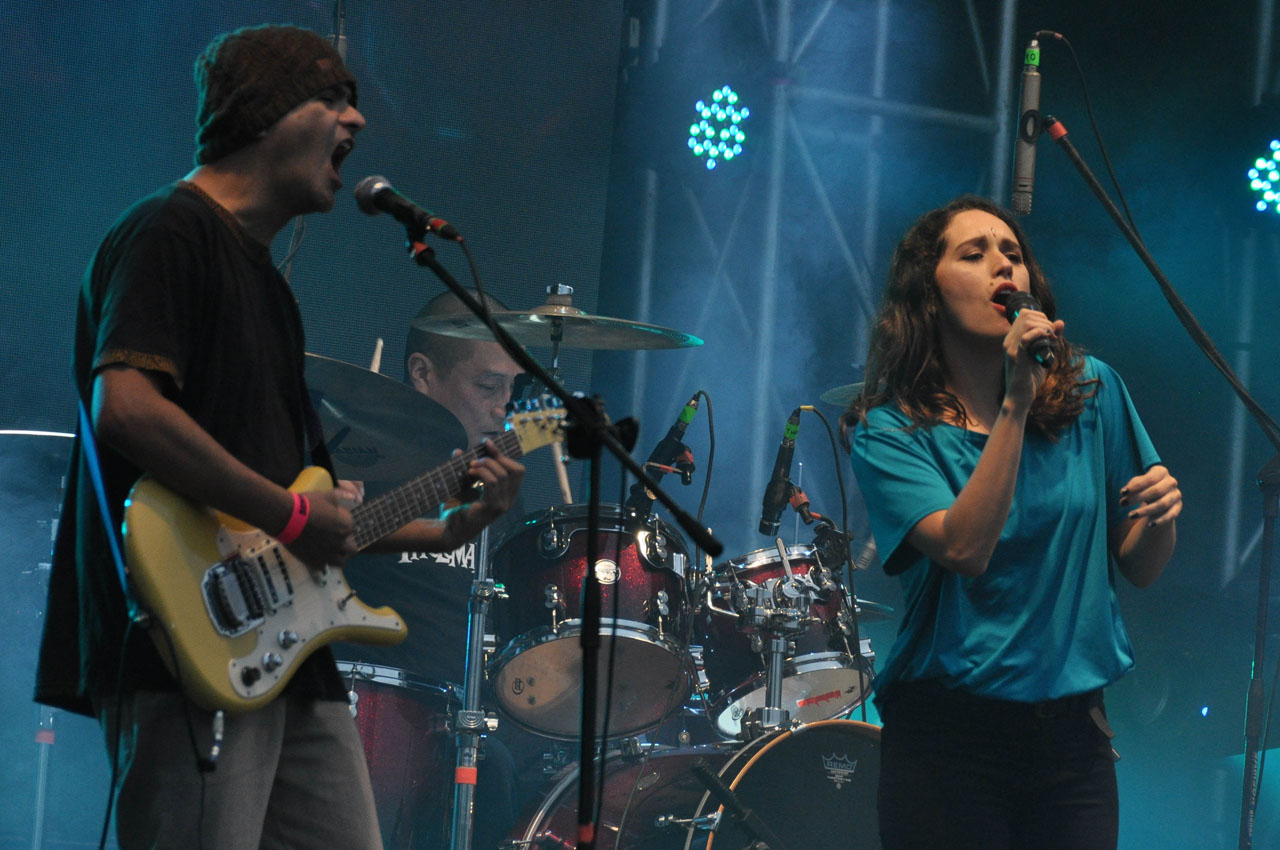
[491, 502, 678, 554]
[728, 719, 881, 791]
[713, 544, 819, 578]
[490, 618, 683, 667]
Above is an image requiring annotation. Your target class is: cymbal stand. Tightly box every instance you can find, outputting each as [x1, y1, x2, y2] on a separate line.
[449, 528, 500, 850]
[535, 284, 573, 505]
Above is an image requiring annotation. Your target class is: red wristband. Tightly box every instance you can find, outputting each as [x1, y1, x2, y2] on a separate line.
[275, 492, 310, 545]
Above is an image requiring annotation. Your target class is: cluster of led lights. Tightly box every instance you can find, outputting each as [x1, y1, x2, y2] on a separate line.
[688, 85, 749, 170]
[1248, 140, 1280, 213]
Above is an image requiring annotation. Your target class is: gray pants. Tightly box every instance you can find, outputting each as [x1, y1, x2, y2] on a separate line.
[98, 689, 383, 850]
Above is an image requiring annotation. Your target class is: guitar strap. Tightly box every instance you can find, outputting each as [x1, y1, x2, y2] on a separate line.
[77, 396, 147, 624]
[301, 381, 337, 479]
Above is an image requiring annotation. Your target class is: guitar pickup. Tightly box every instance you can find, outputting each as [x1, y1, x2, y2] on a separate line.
[202, 556, 267, 637]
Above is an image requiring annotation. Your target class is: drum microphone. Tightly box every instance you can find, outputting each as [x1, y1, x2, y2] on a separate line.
[1011, 36, 1043, 216]
[625, 394, 699, 512]
[353, 175, 461, 241]
[995, 290, 1056, 368]
[759, 408, 801, 536]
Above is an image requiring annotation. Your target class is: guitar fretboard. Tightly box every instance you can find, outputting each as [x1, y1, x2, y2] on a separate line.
[351, 429, 524, 549]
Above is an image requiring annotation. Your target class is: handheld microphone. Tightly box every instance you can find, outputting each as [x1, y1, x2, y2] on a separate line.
[626, 394, 699, 512]
[353, 176, 461, 241]
[758, 408, 801, 536]
[1011, 37, 1042, 216]
[996, 290, 1055, 368]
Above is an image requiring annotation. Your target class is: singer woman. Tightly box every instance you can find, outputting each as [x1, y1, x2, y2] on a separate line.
[844, 195, 1180, 849]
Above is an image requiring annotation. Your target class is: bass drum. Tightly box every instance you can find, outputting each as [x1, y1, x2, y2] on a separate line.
[503, 720, 881, 850]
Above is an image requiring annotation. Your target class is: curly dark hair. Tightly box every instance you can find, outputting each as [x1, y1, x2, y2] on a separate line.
[842, 195, 1093, 440]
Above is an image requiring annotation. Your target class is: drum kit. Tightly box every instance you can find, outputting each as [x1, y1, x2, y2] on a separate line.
[309, 287, 890, 850]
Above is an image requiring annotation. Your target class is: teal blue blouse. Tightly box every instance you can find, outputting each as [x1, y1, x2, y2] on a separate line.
[850, 356, 1161, 703]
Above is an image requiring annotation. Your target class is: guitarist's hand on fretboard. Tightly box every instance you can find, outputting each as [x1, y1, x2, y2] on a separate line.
[442, 438, 526, 549]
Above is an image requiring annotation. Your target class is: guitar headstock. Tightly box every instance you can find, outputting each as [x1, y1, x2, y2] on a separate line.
[506, 395, 568, 455]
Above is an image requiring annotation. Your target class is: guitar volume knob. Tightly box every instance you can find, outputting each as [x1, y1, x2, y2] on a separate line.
[277, 630, 299, 649]
[261, 652, 284, 672]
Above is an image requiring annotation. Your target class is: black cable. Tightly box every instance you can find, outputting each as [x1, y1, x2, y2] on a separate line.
[800, 405, 874, 721]
[1256, 632, 1280, 792]
[694, 390, 716, 527]
[1036, 30, 1143, 242]
[99, 617, 135, 850]
[458, 239, 494, 324]
[99, 617, 213, 850]
[592, 474, 628, 828]
[151, 618, 214, 849]
[614, 391, 714, 843]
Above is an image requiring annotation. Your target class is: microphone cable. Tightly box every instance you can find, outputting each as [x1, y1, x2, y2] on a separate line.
[1033, 30, 1143, 243]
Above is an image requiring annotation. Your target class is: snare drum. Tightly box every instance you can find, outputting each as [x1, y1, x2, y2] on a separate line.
[489, 504, 693, 739]
[503, 720, 882, 850]
[337, 662, 458, 850]
[698, 545, 873, 738]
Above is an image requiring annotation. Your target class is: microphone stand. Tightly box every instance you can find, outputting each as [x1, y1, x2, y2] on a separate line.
[1042, 116, 1280, 850]
[397, 233, 723, 850]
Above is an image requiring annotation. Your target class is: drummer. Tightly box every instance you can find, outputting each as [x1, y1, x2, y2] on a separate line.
[405, 290, 525, 450]
[337, 288, 533, 849]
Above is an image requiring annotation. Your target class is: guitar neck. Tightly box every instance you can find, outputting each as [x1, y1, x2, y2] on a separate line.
[350, 429, 524, 549]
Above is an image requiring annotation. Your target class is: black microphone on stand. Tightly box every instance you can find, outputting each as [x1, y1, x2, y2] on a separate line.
[759, 408, 801, 536]
[1011, 36, 1043, 216]
[353, 176, 461, 241]
[626, 394, 699, 512]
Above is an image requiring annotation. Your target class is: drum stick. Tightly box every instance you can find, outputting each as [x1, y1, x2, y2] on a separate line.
[551, 440, 573, 503]
[368, 338, 384, 374]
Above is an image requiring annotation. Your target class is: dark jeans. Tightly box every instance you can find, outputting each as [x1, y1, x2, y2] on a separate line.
[877, 680, 1119, 850]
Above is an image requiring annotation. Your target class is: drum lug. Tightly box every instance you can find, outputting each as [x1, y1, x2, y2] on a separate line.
[538, 522, 569, 559]
[646, 589, 671, 636]
[544, 583, 566, 632]
[639, 529, 669, 567]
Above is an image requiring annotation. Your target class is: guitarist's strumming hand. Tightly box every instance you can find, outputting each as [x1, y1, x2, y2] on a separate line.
[442, 439, 526, 550]
[285, 487, 361, 570]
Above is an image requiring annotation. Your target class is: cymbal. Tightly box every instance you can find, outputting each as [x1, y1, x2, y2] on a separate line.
[854, 598, 894, 621]
[411, 304, 703, 350]
[819, 381, 865, 406]
[305, 353, 468, 481]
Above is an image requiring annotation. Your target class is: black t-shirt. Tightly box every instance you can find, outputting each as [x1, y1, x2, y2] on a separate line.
[336, 492, 523, 687]
[36, 182, 344, 714]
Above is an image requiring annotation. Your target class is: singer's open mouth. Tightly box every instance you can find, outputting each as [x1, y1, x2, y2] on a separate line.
[331, 139, 354, 170]
[991, 283, 1018, 314]
[991, 282, 1018, 302]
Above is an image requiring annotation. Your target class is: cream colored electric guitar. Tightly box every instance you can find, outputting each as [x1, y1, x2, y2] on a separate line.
[123, 400, 565, 713]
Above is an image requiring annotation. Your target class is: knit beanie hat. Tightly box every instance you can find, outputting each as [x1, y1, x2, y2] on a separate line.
[193, 24, 358, 165]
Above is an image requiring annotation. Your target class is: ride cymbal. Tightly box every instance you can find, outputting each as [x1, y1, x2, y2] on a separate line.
[411, 303, 703, 351]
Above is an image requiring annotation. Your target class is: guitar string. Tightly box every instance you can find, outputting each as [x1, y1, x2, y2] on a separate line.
[350, 428, 528, 548]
